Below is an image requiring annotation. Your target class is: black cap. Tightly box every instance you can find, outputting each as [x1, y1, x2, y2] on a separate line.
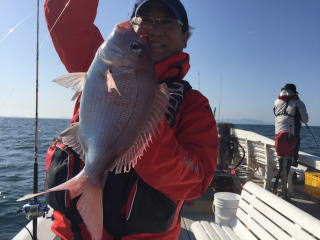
[130, 0, 189, 32]
[281, 83, 298, 94]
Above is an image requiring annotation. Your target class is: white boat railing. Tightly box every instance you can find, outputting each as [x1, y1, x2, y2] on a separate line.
[232, 128, 320, 190]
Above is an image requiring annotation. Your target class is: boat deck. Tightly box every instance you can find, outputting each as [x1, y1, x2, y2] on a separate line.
[287, 182, 320, 219]
[179, 174, 320, 240]
[180, 213, 211, 240]
[13, 173, 319, 240]
[179, 188, 214, 240]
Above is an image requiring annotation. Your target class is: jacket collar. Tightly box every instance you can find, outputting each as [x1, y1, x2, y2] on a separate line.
[155, 52, 190, 82]
[278, 95, 299, 101]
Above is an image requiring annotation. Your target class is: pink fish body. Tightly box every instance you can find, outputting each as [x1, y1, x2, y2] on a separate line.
[17, 21, 169, 240]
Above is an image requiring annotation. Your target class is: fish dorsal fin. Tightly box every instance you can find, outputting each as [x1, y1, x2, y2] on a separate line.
[60, 122, 85, 160]
[53, 72, 87, 100]
[114, 83, 170, 174]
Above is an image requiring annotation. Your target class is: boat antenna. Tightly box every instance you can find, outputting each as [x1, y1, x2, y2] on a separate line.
[197, 71, 200, 91]
[305, 123, 320, 147]
[218, 75, 223, 122]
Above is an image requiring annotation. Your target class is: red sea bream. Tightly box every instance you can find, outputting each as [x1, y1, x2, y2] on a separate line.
[17, 21, 169, 240]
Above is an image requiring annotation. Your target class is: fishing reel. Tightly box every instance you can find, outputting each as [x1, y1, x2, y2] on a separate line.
[17, 202, 50, 220]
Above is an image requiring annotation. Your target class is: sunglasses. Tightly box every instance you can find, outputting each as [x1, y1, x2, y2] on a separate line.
[131, 16, 183, 31]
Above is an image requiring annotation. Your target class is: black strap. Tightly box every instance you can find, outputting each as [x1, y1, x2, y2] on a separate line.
[65, 196, 83, 240]
[164, 78, 192, 128]
[274, 100, 295, 118]
[70, 223, 83, 240]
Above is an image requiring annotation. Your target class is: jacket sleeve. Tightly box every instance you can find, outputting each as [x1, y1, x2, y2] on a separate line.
[134, 90, 218, 201]
[44, 0, 104, 72]
[297, 100, 309, 123]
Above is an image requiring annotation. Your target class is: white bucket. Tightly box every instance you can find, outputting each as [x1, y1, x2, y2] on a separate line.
[213, 192, 241, 225]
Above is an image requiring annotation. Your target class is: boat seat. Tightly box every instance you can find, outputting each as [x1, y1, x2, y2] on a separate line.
[191, 181, 320, 240]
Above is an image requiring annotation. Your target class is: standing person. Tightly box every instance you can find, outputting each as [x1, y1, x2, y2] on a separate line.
[273, 83, 308, 198]
[43, 0, 218, 240]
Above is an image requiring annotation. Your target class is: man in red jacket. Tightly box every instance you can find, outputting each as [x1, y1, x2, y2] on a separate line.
[44, 0, 218, 239]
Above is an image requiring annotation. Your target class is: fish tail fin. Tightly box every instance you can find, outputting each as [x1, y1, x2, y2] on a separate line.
[17, 170, 104, 240]
[76, 179, 103, 240]
[16, 190, 50, 202]
[16, 170, 87, 202]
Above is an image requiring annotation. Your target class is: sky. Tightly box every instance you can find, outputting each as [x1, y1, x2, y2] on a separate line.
[0, 0, 319, 125]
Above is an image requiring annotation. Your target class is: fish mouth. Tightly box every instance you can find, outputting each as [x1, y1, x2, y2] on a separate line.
[116, 21, 133, 33]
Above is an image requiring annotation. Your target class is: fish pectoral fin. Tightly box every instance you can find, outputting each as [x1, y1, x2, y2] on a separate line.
[106, 70, 121, 96]
[53, 72, 87, 100]
[60, 123, 85, 160]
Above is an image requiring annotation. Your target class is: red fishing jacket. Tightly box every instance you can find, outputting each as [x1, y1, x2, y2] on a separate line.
[44, 0, 218, 239]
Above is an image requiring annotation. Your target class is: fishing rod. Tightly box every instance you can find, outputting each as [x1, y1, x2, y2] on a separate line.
[17, 0, 49, 239]
[305, 123, 320, 147]
[17, 0, 74, 237]
[33, 0, 40, 237]
[17, 0, 72, 235]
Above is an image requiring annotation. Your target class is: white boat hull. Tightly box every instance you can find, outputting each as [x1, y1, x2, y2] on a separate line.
[12, 208, 57, 240]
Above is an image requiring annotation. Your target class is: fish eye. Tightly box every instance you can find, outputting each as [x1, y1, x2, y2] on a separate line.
[130, 41, 143, 55]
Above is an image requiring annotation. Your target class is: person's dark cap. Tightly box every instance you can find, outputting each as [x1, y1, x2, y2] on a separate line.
[281, 83, 298, 94]
[130, 0, 189, 32]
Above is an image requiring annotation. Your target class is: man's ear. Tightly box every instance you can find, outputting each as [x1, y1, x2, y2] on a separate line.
[183, 31, 190, 48]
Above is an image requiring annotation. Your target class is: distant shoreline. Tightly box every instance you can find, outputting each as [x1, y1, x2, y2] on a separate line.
[0, 116, 70, 121]
[1, 116, 319, 127]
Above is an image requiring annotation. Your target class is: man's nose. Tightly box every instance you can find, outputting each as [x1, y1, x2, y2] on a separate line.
[145, 25, 164, 37]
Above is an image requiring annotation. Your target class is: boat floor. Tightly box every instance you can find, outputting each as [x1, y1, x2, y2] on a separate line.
[179, 176, 320, 240]
[179, 186, 215, 240]
[16, 174, 319, 240]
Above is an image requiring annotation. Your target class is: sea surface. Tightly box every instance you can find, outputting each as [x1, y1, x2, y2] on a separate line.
[0, 117, 320, 239]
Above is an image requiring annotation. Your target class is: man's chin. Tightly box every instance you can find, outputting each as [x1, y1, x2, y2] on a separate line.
[151, 54, 167, 64]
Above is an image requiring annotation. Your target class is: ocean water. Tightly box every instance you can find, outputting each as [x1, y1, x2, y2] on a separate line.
[0, 117, 70, 240]
[0, 118, 319, 239]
